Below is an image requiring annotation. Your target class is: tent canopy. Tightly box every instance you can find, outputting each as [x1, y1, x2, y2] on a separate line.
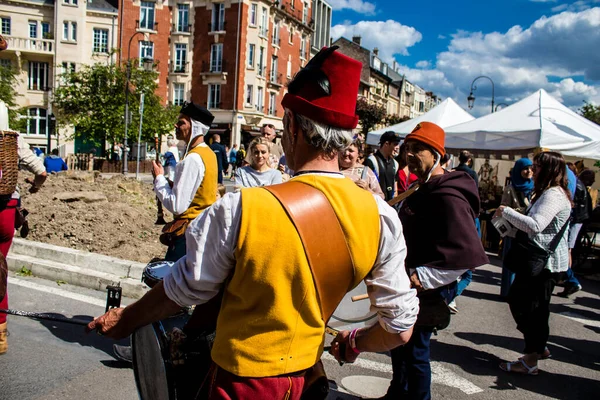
[445, 89, 600, 160]
[366, 98, 474, 145]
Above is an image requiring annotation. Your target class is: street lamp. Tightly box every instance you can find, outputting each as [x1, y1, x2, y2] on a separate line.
[123, 31, 151, 174]
[495, 103, 509, 112]
[467, 75, 495, 113]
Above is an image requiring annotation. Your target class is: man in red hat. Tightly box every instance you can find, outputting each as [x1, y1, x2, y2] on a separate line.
[378, 122, 488, 400]
[87, 46, 418, 398]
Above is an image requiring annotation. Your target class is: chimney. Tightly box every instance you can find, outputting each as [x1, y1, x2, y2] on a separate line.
[352, 35, 362, 46]
[373, 47, 379, 56]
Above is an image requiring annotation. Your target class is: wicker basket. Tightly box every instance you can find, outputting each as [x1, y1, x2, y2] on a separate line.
[0, 130, 19, 196]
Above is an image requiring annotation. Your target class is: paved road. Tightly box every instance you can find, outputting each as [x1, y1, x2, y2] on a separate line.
[1, 259, 599, 400]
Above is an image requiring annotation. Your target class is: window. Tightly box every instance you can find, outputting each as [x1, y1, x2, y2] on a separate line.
[247, 43, 255, 69]
[245, 85, 253, 105]
[259, 7, 267, 37]
[173, 83, 185, 106]
[258, 46, 265, 76]
[208, 84, 221, 109]
[270, 56, 278, 83]
[1, 18, 9, 35]
[28, 61, 49, 91]
[249, 3, 257, 26]
[291, 0, 295, 9]
[93, 28, 109, 53]
[212, 3, 225, 31]
[29, 21, 38, 39]
[61, 62, 76, 74]
[300, 36, 307, 59]
[268, 92, 276, 115]
[63, 22, 68, 40]
[210, 43, 223, 72]
[41, 22, 50, 39]
[175, 43, 187, 72]
[63, 21, 76, 41]
[289, 26, 294, 44]
[71, 22, 76, 41]
[0, 59, 11, 69]
[286, 58, 292, 78]
[177, 4, 189, 32]
[139, 41, 154, 62]
[256, 86, 264, 111]
[302, 1, 309, 24]
[140, 1, 155, 30]
[63, 0, 78, 5]
[27, 108, 47, 136]
[272, 20, 280, 46]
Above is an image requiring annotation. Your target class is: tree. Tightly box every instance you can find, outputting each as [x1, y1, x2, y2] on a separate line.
[385, 114, 410, 126]
[0, 64, 23, 130]
[53, 61, 177, 151]
[355, 98, 387, 135]
[580, 101, 600, 125]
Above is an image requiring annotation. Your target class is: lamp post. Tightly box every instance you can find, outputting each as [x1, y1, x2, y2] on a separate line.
[135, 58, 154, 179]
[467, 75, 495, 113]
[495, 103, 509, 112]
[123, 31, 149, 174]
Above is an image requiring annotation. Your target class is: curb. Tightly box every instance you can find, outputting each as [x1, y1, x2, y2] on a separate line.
[8, 238, 149, 299]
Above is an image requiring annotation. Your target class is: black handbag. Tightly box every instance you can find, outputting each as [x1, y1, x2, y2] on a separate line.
[505, 217, 569, 277]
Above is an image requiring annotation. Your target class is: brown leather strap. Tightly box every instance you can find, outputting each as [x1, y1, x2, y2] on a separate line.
[264, 181, 354, 322]
[387, 184, 419, 207]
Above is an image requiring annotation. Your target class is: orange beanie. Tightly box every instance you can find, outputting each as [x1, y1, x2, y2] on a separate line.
[405, 122, 446, 156]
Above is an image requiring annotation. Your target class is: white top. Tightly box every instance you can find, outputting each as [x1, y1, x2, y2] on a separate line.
[154, 143, 207, 215]
[234, 166, 283, 188]
[502, 186, 572, 273]
[163, 173, 419, 333]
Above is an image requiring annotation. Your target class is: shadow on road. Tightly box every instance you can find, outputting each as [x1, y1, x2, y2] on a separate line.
[36, 313, 128, 364]
[472, 268, 502, 287]
[462, 289, 506, 303]
[432, 337, 598, 399]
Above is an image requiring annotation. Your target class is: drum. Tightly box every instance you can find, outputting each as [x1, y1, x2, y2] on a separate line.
[142, 261, 175, 288]
[329, 281, 377, 332]
[132, 322, 173, 400]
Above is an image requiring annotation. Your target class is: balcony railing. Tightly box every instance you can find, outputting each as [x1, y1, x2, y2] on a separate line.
[136, 20, 158, 31]
[5, 36, 54, 54]
[201, 60, 227, 74]
[172, 24, 192, 33]
[268, 71, 283, 86]
[170, 62, 189, 74]
[208, 21, 226, 33]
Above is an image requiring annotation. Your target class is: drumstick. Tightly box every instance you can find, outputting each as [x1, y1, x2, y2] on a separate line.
[0, 308, 91, 326]
[351, 293, 369, 302]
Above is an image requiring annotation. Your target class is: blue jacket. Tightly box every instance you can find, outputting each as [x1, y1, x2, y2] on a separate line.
[44, 155, 68, 173]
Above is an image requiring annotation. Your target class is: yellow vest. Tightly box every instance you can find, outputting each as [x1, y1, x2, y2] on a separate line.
[211, 174, 381, 377]
[177, 144, 218, 220]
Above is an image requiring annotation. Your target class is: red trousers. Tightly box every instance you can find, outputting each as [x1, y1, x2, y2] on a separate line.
[207, 366, 305, 400]
[0, 199, 17, 324]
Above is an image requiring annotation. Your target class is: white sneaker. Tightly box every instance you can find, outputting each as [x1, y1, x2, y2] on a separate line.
[448, 300, 458, 314]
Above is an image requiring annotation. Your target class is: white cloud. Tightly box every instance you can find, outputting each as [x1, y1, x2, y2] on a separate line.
[530, 0, 557, 3]
[331, 20, 422, 60]
[552, 0, 600, 13]
[416, 60, 431, 69]
[437, 34, 447, 39]
[328, 0, 376, 15]
[389, 7, 600, 115]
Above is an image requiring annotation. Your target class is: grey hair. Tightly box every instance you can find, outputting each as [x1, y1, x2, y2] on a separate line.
[167, 138, 179, 147]
[284, 109, 353, 157]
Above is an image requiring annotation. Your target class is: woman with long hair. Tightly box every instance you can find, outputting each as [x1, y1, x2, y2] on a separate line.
[338, 137, 385, 199]
[494, 151, 571, 375]
[234, 137, 282, 188]
[396, 142, 418, 194]
[499, 158, 534, 297]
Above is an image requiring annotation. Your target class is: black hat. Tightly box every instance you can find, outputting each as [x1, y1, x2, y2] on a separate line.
[379, 131, 401, 145]
[180, 101, 214, 126]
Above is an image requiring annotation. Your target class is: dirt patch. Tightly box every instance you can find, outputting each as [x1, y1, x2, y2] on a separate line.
[18, 171, 171, 263]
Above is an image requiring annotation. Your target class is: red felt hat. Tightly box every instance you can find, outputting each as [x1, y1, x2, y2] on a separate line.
[282, 46, 362, 130]
[405, 122, 446, 156]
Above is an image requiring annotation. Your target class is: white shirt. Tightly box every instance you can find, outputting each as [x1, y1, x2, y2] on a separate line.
[154, 144, 207, 215]
[163, 173, 419, 333]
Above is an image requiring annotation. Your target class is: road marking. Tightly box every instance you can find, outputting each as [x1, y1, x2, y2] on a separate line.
[558, 311, 600, 329]
[8, 277, 106, 308]
[322, 352, 484, 395]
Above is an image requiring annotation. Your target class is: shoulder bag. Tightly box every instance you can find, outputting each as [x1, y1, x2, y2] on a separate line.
[504, 215, 569, 277]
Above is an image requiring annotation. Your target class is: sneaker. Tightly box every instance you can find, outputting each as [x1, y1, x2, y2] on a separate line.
[113, 344, 133, 363]
[448, 300, 458, 314]
[557, 284, 582, 298]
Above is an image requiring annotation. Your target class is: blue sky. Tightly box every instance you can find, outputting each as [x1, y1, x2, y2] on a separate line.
[328, 0, 600, 115]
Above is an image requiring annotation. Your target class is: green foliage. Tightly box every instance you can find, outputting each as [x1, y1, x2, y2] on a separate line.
[579, 101, 600, 125]
[356, 98, 387, 135]
[16, 266, 32, 277]
[53, 61, 177, 148]
[0, 64, 22, 129]
[385, 114, 410, 126]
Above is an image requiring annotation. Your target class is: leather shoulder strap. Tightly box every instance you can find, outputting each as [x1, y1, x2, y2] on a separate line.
[263, 181, 354, 322]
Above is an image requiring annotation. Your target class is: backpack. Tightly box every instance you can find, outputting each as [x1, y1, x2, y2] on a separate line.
[367, 154, 398, 181]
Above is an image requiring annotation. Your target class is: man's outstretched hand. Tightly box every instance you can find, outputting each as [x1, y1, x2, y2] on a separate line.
[329, 330, 359, 364]
[86, 307, 132, 340]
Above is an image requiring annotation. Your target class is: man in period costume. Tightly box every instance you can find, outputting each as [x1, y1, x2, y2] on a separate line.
[88, 47, 418, 399]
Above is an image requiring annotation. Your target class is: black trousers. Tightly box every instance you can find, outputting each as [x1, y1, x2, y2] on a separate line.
[508, 269, 563, 354]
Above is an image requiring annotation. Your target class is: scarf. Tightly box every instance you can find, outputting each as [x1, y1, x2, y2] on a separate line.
[511, 158, 534, 198]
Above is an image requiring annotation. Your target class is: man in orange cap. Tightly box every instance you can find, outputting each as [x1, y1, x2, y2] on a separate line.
[87, 46, 418, 399]
[378, 122, 489, 400]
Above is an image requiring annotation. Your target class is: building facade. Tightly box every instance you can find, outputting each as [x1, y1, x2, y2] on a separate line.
[0, 0, 118, 154]
[310, 0, 330, 57]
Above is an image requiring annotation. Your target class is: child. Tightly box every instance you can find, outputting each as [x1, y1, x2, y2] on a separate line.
[216, 183, 226, 200]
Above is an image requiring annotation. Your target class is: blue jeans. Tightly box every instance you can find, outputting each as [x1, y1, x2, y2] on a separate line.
[501, 236, 515, 297]
[388, 327, 434, 400]
[564, 267, 581, 287]
[455, 270, 472, 298]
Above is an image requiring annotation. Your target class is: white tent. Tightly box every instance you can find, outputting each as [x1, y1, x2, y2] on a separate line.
[366, 98, 475, 145]
[445, 89, 600, 160]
